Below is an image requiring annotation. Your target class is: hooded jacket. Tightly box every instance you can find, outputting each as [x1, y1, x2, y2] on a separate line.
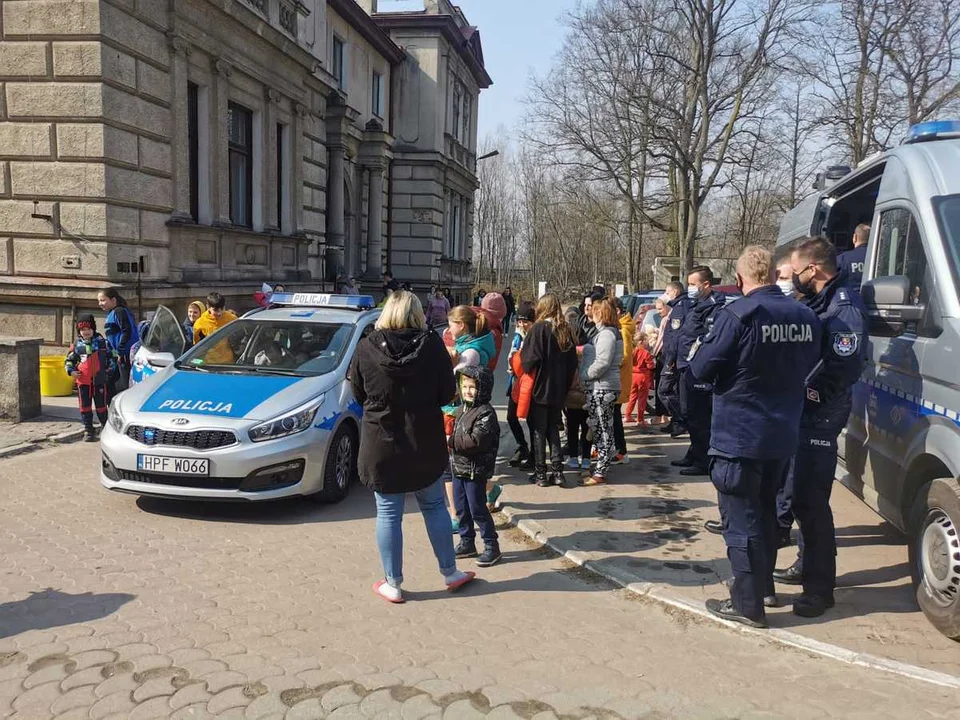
[617, 311, 637, 404]
[350, 327, 457, 494]
[65, 333, 118, 386]
[192, 309, 239, 364]
[580, 325, 624, 394]
[442, 293, 507, 371]
[450, 365, 500, 482]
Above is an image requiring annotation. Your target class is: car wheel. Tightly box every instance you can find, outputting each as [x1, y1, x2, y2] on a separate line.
[314, 424, 357, 504]
[908, 477, 960, 640]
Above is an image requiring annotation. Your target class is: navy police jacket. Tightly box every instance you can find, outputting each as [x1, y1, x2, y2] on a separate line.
[837, 245, 867, 295]
[802, 274, 868, 416]
[660, 296, 691, 368]
[689, 286, 822, 460]
[676, 291, 726, 370]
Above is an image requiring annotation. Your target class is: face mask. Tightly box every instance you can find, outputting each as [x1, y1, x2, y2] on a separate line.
[792, 271, 814, 296]
[687, 285, 701, 300]
[776, 280, 794, 296]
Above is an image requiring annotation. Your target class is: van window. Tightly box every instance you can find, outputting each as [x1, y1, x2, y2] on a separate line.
[934, 194, 960, 286]
[874, 207, 928, 306]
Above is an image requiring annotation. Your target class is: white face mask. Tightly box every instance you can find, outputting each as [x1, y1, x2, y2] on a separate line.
[776, 280, 794, 296]
[687, 285, 701, 300]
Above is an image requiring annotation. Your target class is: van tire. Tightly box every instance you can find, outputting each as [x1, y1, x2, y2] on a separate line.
[314, 424, 358, 504]
[908, 478, 960, 640]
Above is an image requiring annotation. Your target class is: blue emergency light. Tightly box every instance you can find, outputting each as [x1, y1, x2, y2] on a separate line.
[903, 120, 960, 145]
[270, 293, 376, 310]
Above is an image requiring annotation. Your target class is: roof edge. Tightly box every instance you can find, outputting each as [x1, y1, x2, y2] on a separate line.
[328, 0, 406, 65]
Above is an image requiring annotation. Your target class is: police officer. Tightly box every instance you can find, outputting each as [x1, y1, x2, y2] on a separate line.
[656, 281, 689, 437]
[836, 223, 870, 299]
[774, 236, 867, 618]
[690, 246, 821, 627]
[673, 266, 725, 476]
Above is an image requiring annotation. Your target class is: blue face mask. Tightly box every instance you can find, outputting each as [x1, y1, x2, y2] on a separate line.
[687, 285, 701, 300]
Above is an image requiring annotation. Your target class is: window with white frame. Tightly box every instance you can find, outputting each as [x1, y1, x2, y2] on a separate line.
[372, 71, 383, 117]
[332, 36, 345, 90]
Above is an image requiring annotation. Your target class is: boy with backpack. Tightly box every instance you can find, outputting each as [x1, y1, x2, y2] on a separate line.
[65, 314, 119, 442]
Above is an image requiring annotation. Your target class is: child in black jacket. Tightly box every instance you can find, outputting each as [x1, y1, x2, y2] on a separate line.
[450, 365, 502, 567]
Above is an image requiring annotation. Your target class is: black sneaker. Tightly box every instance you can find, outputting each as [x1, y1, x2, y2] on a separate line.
[83, 427, 98, 443]
[670, 425, 689, 438]
[773, 561, 803, 585]
[670, 457, 693, 468]
[518, 457, 535, 471]
[705, 598, 766, 628]
[703, 520, 723, 535]
[550, 471, 566, 488]
[763, 595, 779, 608]
[454, 541, 478, 559]
[792, 593, 834, 618]
[535, 475, 553, 488]
[678, 466, 708, 476]
[508, 447, 529, 468]
[476, 545, 502, 567]
[659, 423, 674, 434]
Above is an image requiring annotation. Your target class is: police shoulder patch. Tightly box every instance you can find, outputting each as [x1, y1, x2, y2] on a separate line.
[832, 332, 858, 357]
[671, 318, 681, 330]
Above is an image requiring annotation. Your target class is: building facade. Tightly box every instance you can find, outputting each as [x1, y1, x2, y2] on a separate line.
[0, 0, 488, 346]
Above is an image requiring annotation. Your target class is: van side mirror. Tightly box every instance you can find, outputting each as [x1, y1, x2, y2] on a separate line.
[862, 276, 925, 335]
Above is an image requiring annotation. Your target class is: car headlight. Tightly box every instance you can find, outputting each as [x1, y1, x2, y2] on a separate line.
[248, 395, 324, 443]
[108, 398, 124, 433]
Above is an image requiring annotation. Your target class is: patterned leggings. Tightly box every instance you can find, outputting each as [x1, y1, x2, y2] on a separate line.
[586, 391, 618, 477]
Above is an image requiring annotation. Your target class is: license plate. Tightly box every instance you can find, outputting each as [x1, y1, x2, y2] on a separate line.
[137, 455, 209, 476]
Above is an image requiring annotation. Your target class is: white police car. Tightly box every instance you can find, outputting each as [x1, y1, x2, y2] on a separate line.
[100, 294, 379, 503]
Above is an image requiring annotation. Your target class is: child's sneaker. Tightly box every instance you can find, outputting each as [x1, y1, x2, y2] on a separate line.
[454, 540, 478, 558]
[477, 543, 502, 567]
[486, 483, 503, 508]
[83, 427, 97, 443]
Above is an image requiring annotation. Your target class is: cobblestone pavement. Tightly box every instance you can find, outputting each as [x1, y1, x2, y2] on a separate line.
[1, 445, 958, 718]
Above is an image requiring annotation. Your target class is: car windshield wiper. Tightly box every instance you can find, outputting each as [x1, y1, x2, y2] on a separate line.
[246, 366, 307, 377]
[174, 360, 209, 372]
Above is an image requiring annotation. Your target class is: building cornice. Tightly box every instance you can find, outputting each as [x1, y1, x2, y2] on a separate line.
[327, 0, 407, 66]
[372, 13, 493, 89]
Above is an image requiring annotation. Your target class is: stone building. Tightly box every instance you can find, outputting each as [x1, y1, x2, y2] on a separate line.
[0, 0, 488, 347]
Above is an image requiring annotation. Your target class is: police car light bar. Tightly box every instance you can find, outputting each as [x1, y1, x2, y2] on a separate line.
[270, 293, 376, 310]
[903, 120, 960, 145]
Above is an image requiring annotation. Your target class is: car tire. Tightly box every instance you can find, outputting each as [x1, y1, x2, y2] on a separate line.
[908, 477, 960, 640]
[314, 424, 358, 504]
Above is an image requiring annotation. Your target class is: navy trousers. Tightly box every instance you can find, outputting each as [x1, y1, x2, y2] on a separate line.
[658, 366, 683, 425]
[712, 455, 787, 622]
[680, 369, 712, 468]
[792, 403, 849, 598]
[453, 476, 498, 545]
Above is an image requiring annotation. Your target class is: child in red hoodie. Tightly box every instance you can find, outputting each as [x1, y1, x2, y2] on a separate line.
[624, 327, 656, 426]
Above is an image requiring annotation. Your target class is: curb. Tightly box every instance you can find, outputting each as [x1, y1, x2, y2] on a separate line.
[0, 428, 86, 460]
[498, 503, 960, 691]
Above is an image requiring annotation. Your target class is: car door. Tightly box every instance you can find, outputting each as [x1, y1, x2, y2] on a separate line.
[843, 204, 932, 514]
[130, 306, 187, 386]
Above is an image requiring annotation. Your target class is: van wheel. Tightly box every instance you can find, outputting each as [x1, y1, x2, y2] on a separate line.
[314, 425, 357, 504]
[908, 478, 960, 640]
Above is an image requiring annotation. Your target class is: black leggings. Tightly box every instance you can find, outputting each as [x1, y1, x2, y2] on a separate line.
[528, 402, 563, 475]
[564, 407, 590, 459]
[507, 396, 529, 450]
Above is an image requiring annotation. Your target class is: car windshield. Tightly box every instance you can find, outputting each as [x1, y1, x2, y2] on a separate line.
[175, 319, 354, 377]
[935, 194, 960, 285]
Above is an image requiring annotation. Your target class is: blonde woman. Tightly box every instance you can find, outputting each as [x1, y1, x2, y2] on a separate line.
[349, 291, 475, 603]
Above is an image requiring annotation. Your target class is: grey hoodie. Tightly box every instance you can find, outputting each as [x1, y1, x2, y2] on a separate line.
[580, 325, 623, 393]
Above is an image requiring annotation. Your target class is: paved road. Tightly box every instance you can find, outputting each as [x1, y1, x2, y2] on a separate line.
[1, 444, 957, 719]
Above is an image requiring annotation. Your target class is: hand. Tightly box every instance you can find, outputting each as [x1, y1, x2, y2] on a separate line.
[69, 370, 78, 378]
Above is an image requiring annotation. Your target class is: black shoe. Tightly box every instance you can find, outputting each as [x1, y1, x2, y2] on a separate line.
[518, 457, 535, 471]
[535, 473, 552, 488]
[773, 561, 803, 585]
[705, 598, 766, 629]
[550, 471, 566, 488]
[678, 466, 708, 476]
[704, 520, 723, 535]
[763, 595, 779, 609]
[660, 423, 674, 434]
[477, 544, 502, 567]
[670, 457, 694, 468]
[508, 447, 529, 467]
[83, 427, 98, 442]
[454, 540, 478, 559]
[670, 426, 689, 438]
[792, 593, 834, 618]
[777, 528, 793, 549]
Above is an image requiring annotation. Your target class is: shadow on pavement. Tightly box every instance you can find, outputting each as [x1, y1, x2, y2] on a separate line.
[135, 486, 376, 525]
[834, 523, 904, 548]
[0, 588, 136, 639]
[503, 495, 714, 524]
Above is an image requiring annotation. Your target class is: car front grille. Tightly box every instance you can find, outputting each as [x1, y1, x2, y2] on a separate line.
[126, 425, 237, 450]
[116, 469, 243, 490]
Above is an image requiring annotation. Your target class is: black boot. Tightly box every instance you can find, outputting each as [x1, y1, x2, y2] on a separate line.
[535, 472, 552, 488]
[477, 542, 502, 567]
[83, 426, 98, 443]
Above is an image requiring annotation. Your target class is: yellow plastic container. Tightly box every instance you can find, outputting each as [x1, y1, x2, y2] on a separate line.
[40, 355, 75, 397]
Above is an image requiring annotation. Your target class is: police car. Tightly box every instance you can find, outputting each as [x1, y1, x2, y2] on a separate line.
[100, 294, 379, 503]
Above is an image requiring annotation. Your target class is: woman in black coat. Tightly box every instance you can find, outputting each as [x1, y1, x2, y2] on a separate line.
[350, 291, 476, 603]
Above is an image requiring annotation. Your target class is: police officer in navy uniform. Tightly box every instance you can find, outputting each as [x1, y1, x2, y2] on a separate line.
[656, 281, 689, 437]
[673, 266, 726, 476]
[836, 223, 870, 299]
[690, 246, 822, 627]
[773, 236, 868, 618]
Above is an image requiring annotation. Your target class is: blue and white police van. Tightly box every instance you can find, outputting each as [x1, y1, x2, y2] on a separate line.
[101, 293, 380, 504]
[777, 120, 960, 639]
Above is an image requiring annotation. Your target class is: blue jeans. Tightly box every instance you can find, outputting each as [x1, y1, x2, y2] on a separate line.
[374, 478, 457, 587]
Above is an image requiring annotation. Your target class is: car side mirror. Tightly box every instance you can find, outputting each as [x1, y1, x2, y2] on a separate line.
[146, 352, 175, 368]
[862, 276, 925, 335]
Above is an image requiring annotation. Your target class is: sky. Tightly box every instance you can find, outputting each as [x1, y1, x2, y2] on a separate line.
[376, 0, 582, 141]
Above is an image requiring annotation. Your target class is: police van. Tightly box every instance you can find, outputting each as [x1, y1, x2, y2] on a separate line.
[101, 294, 380, 504]
[776, 120, 960, 639]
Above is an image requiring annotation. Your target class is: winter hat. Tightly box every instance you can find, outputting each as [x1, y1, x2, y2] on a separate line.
[76, 314, 96, 332]
[516, 301, 536, 322]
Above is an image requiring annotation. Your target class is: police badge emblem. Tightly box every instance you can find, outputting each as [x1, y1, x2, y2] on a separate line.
[832, 332, 858, 357]
[671, 318, 681, 330]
